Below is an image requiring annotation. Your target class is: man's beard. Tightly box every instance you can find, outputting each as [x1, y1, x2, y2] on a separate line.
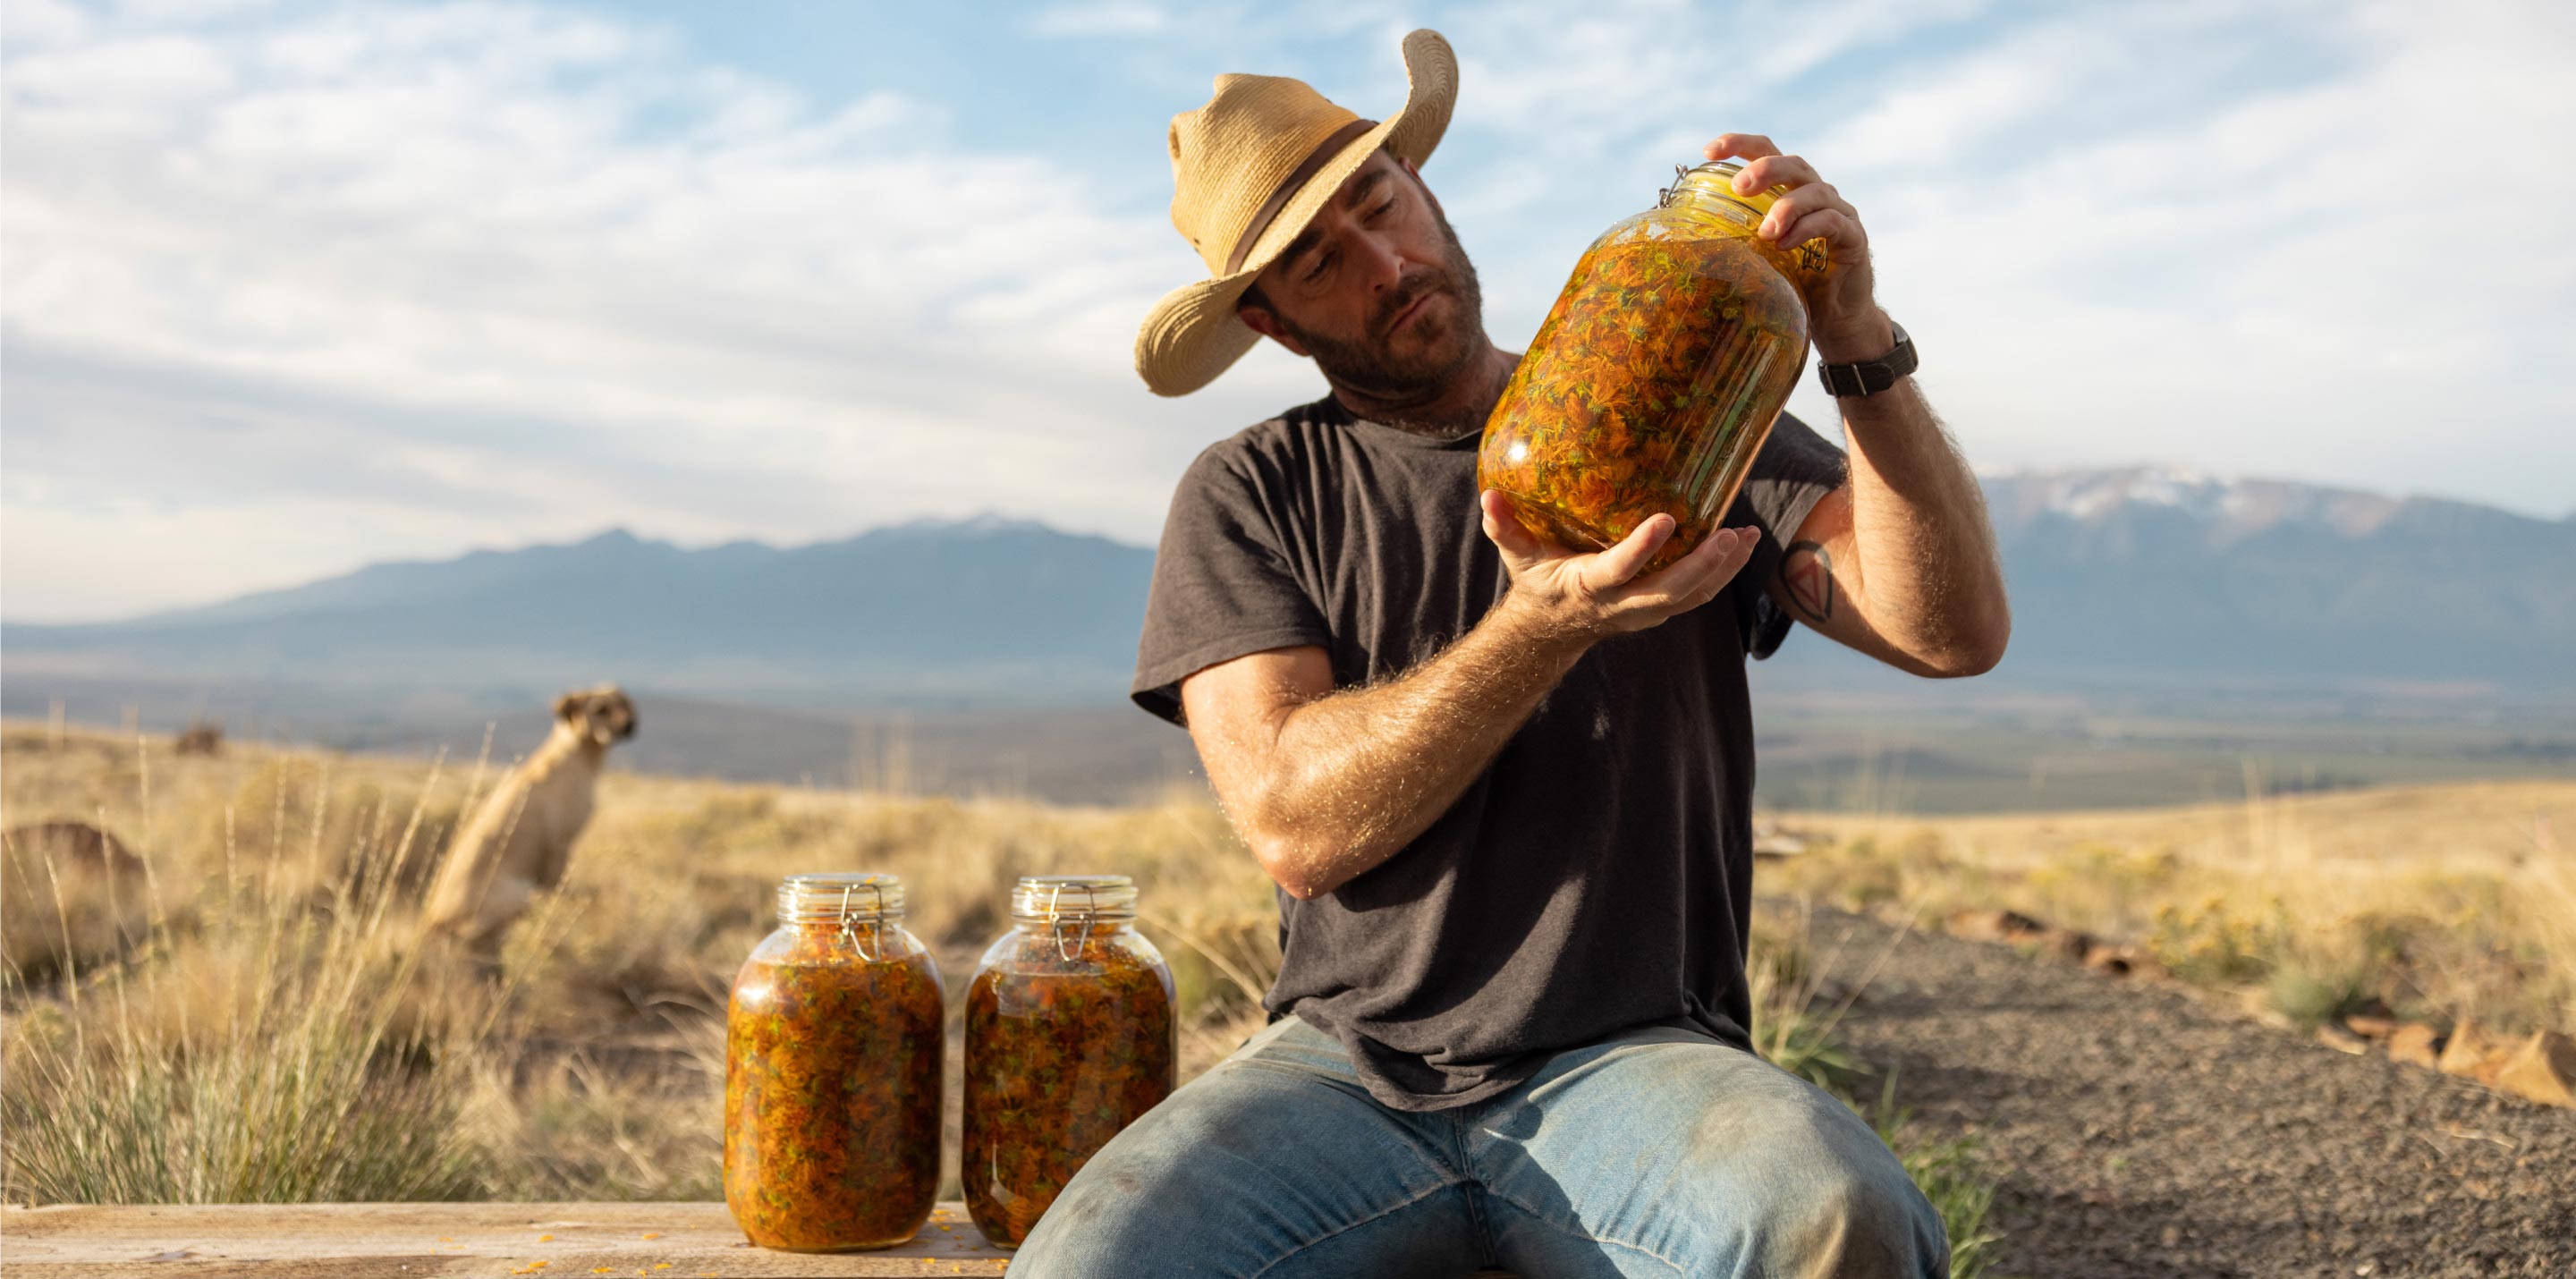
[1276, 208, 1487, 406]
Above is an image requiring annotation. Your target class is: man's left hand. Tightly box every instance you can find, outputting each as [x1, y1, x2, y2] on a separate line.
[1703, 134, 1892, 363]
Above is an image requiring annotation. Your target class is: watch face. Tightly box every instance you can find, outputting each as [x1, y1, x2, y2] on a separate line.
[1885, 324, 1918, 377]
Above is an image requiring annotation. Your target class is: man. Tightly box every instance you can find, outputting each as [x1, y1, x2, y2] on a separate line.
[1016, 30, 2008, 1279]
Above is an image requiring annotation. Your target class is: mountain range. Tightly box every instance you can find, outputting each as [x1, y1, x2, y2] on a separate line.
[1928, 468, 2574, 689]
[11, 467, 2570, 700]
[4, 467, 2569, 800]
[4, 513, 1153, 709]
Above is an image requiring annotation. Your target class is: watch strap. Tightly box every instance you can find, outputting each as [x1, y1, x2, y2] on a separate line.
[1817, 321, 1915, 397]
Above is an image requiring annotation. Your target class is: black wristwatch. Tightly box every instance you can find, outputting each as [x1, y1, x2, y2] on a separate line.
[1816, 320, 1915, 397]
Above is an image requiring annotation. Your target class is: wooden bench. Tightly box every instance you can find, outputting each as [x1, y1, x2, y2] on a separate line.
[0, 1201, 1522, 1276]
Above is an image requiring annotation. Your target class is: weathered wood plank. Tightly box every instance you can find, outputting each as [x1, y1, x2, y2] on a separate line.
[0, 1201, 1524, 1275]
[0, 1201, 1007, 1277]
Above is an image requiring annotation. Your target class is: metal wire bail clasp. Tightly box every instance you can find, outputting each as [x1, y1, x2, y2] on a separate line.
[1046, 881, 1096, 962]
[1657, 162, 1691, 208]
[837, 880, 889, 961]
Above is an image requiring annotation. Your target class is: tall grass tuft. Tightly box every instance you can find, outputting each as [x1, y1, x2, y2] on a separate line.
[1, 975, 482, 1202]
[2, 743, 492, 1203]
[1749, 896, 1914, 1096]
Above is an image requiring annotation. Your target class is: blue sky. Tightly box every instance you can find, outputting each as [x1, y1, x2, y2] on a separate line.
[4, 0, 2571, 621]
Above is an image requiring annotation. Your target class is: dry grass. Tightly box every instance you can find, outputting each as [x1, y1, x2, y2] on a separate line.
[1770, 780, 2576, 1036]
[1, 716, 1994, 1270]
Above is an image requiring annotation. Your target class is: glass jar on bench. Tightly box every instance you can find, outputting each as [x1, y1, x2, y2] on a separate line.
[961, 874, 1177, 1247]
[1479, 158, 1828, 575]
[724, 872, 945, 1252]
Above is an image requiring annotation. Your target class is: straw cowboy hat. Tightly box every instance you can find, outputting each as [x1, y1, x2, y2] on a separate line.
[1134, 29, 1458, 397]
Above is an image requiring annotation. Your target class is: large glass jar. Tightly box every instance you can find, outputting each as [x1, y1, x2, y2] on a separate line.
[961, 874, 1176, 1248]
[1479, 159, 1829, 574]
[724, 872, 944, 1252]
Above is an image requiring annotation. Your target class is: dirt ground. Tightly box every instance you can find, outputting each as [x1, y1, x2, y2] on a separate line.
[1804, 902, 2576, 1279]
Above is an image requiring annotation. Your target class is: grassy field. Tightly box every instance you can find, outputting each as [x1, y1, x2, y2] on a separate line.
[1771, 779, 2576, 1038]
[0, 717, 2007, 1271]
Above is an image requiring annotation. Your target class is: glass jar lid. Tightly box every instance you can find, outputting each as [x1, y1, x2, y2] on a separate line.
[1658, 160, 1773, 216]
[1010, 874, 1136, 922]
[777, 872, 906, 926]
[1656, 160, 1826, 274]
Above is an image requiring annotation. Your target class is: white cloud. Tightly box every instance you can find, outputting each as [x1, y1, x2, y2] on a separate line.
[1446, 0, 1999, 156]
[1, 0, 1269, 620]
[1, 0, 93, 46]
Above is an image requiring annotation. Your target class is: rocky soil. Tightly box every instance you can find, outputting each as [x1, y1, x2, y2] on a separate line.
[1802, 902, 2576, 1279]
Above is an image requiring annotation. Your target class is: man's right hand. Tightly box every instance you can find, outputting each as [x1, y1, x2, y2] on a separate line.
[1479, 490, 1759, 645]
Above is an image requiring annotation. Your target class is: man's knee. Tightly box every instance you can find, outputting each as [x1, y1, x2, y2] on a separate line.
[1758, 1137, 1949, 1279]
[1665, 1079, 1946, 1279]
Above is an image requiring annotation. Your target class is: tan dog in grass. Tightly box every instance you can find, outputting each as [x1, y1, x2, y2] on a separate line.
[421, 685, 637, 965]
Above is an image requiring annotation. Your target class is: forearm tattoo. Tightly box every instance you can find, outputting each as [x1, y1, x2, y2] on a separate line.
[1782, 540, 1835, 623]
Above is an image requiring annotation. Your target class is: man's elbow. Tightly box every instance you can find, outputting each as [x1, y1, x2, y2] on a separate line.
[1925, 597, 2012, 678]
[1248, 829, 1335, 901]
[1216, 763, 1342, 900]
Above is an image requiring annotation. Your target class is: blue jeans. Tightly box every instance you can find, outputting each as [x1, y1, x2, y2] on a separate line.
[1012, 1014, 1950, 1278]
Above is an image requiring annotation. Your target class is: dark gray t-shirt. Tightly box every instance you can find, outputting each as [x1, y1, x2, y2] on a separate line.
[1131, 392, 1847, 1112]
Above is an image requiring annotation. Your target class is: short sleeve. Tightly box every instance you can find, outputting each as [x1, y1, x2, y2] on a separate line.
[1724, 411, 1849, 659]
[1130, 442, 1332, 728]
